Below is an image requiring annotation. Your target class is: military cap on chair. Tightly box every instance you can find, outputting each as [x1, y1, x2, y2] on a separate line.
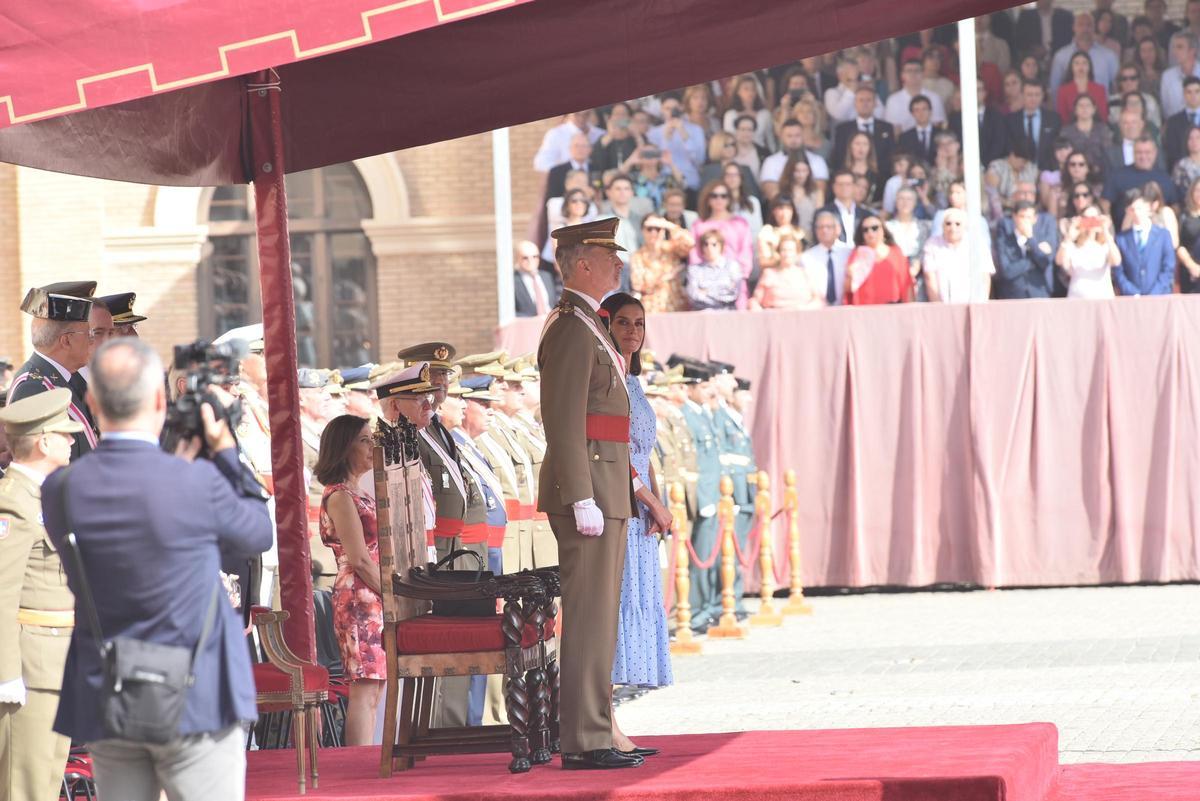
[549, 217, 627, 251]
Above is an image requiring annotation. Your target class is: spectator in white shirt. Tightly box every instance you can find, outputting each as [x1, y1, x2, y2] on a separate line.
[532, 111, 603, 173]
[885, 59, 948, 131]
[722, 75, 776, 150]
[1161, 32, 1200, 119]
[824, 57, 884, 124]
[801, 210, 853, 305]
[760, 120, 830, 199]
[1048, 13, 1119, 96]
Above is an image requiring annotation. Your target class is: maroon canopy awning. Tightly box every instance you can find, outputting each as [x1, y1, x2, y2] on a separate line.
[0, 0, 1020, 661]
[0, 0, 1019, 185]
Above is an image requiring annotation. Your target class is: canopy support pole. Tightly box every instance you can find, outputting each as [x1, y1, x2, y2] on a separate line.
[958, 17, 983, 302]
[493, 127, 515, 328]
[248, 69, 316, 662]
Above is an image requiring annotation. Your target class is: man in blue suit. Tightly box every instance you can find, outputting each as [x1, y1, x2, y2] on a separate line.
[994, 201, 1061, 299]
[42, 338, 272, 801]
[1114, 188, 1176, 296]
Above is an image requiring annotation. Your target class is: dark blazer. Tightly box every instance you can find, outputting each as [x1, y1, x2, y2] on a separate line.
[817, 202, 870, 242]
[831, 118, 896, 178]
[979, 107, 1010, 166]
[993, 216, 1060, 299]
[897, 127, 938, 165]
[513, 269, 560, 317]
[7, 353, 96, 461]
[1014, 8, 1074, 56]
[546, 160, 591, 200]
[1162, 110, 1200, 172]
[1104, 142, 1166, 175]
[1114, 226, 1176, 296]
[1005, 108, 1063, 170]
[43, 440, 272, 742]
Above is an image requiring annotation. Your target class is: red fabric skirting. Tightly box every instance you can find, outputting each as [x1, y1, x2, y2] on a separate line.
[395, 614, 554, 655]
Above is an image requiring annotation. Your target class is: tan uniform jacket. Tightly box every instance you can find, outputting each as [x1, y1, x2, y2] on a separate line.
[0, 468, 73, 690]
[660, 402, 699, 517]
[418, 425, 486, 527]
[536, 292, 634, 519]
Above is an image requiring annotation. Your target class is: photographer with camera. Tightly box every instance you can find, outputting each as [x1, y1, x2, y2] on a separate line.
[1056, 204, 1122, 299]
[42, 337, 271, 801]
[647, 96, 705, 193]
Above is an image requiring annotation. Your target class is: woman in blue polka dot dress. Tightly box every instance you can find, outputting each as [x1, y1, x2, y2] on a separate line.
[599, 291, 675, 756]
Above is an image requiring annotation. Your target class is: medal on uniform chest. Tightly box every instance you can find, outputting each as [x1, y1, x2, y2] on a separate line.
[441, 470, 450, 490]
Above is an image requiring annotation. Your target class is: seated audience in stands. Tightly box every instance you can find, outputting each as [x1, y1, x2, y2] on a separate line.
[995, 200, 1061, 299]
[1176, 176, 1200, 293]
[923, 208, 995, 303]
[686, 230, 743, 311]
[750, 233, 822, 310]
[630, 215, 693, 314]
[1113, 187, 1176, 295]
[845, 213, 913, 304]
[1105, 136, 1177, 222]
[819, 170, 869, 244]
[1057, 204, 1121, 299]
[690, 181, 754, 307]
[800, 210, 852, 306]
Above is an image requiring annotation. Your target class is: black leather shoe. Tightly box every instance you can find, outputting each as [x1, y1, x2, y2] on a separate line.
[622, 746, 659, 757]
[561, 749, 644, 770]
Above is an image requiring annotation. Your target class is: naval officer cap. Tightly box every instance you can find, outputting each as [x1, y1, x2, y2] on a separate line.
[550, 217, 627, 252]
[372, 362, 435, 399]
[0, 388, 84, 438]
[97, 292, 148, 325]
[19, 281, 97, 322]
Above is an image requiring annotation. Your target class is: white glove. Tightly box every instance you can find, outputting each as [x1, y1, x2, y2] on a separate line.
[572, 498, 605, 537]
[0, 677, 26, 706]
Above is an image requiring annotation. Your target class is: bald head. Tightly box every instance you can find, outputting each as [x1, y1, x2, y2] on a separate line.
[89, 338, 166, 433]
[515, 240, 541, 274]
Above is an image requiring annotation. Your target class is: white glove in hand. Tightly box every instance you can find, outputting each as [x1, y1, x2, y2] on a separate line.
[0, 677, 27, 706]
[572, 498, 605, 537]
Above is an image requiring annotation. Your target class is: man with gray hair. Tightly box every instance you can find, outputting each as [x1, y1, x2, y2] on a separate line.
[41, 337, 272, 801]
[8, 282, 99, 461]
[1161, 31, 1200, 118]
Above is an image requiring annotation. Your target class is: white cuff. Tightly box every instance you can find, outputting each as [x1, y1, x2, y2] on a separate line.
[0, 677, 26, 706]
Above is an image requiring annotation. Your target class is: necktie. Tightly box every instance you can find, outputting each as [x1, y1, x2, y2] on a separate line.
[825, 251, 837, 305]
[1137, 229, 1147, 251]
[863, 120, 873, 135]
[1026, 114, 1036, 147]
[531, 273, 549, 315]
[919, 129, 927, 152]
[1193, 111, 1199, 128]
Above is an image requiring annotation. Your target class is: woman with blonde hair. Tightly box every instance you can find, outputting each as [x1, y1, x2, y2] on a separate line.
[682, 83, 719, 136]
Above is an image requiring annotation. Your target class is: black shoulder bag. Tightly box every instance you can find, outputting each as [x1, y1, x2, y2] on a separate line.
[429, 549, 495, 617]
[59, 467, 221, 744]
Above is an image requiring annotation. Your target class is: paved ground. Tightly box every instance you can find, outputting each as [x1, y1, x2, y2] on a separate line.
[615, 585, 1200, 764]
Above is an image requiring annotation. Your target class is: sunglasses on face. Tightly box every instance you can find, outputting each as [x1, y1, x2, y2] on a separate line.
[1074, 191, 1092, 198]
[710, 192, 730, 199]
[863, 224, 881, 232]
[945, 221, 963, 227]
[1120, 74, 1139, 81]
[1067, 160, 1087, 167]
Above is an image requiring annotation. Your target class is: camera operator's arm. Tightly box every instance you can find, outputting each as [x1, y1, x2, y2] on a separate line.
[201, 391, 272, 561]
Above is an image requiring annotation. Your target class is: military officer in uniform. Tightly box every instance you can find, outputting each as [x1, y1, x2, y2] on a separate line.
[710, 365, 756, 617]
[9, 283, 99, 462]
[669, 357, 723, 631]
[539, 218, 644, 770]
[0, 390, 80, 801]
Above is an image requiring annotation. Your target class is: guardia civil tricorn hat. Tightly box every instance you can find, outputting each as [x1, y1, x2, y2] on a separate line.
[19, 281, 97, 322]
[550, 217, 627, 252]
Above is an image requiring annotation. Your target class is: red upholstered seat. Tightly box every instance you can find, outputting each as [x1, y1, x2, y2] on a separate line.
[395, 614, 556, 655]
[253, 661, 330, 695]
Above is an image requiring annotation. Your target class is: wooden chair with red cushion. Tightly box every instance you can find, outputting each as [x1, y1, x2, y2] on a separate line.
[252, 608, 330, 794]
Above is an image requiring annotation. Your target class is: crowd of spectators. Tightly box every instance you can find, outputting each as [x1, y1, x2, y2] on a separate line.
[521, 0, 1200, 314]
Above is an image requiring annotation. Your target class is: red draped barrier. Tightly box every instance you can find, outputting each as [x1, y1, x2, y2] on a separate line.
[501, 297, 1200, 589]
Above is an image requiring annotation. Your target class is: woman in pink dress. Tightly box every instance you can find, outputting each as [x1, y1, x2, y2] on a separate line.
[690, 180, 753, 308]
[750, 233, 822, 310]
[315, 413, 383, 746]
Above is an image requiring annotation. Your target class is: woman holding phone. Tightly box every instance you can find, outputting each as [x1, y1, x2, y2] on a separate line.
[1056, 206, 1120, 299]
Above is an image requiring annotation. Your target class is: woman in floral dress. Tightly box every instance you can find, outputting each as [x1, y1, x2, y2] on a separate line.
[600, 292, 675, 756]
[315, 414, 383, 746]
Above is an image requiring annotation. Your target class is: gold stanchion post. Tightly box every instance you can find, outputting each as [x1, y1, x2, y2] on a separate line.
[668, 482, 701, 655]
[783, 469, 813, 616]
[707, 476, 746, 639]
[750, 470, 782, 627]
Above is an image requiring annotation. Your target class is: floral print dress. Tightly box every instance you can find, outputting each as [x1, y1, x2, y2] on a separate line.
[320, 483, 385, 680]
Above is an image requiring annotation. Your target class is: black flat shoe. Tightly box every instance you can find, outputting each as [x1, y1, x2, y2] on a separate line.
[622, 746, 659, 757]
[561, 748, 644, 770]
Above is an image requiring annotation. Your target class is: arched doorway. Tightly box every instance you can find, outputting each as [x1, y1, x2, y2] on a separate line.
[198, 163, 378, 368]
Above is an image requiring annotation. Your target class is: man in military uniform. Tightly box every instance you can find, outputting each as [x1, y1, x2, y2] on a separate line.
[94, 291, 147, 338]
[710, 365, 756, 618]
[0, 390, 80, 801]
[669, 357, 723, 631]
[539, 218, 643, 770]
[9, 283, 99, 462]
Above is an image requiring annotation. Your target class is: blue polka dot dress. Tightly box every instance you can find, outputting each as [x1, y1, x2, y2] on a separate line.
[612, 375, 674, 688]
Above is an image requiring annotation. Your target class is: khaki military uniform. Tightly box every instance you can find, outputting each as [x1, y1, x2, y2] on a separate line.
[658, 400, 699, 519]
[480, 417, 535, 572]
[538, 290, 634, 754]
[507, 412, 557, 567]
[0, 467, 73, 801]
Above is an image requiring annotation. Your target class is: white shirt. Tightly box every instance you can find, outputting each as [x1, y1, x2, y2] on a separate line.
[824, 85, 884, 124]
[922, 235, 995, 304]
[834, 200, 857, 243]
[564, 287, 600, 312]
[800, 240, 853, 305]
[5, 461, 46, 487]
[883, 88, 947, 131]
[532, 122, 603, 172]
[32, 350, 71, 383]
[1122, 139, 1134, 166]
[759, 149, 830, 184]
[1160, 62, 1200, 118]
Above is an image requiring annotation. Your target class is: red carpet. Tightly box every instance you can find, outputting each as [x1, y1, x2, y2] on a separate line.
[246, 724, 1060, 801]
[1048, 762, 1200, 800]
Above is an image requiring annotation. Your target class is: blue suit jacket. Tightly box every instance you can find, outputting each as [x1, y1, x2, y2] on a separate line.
[1114, 226, 1176, 297]
[42, 439, 272, 742]
[993, 215, 1061, 300]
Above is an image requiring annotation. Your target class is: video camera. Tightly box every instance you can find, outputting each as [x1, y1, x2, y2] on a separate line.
[160, 339, 247, 455]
